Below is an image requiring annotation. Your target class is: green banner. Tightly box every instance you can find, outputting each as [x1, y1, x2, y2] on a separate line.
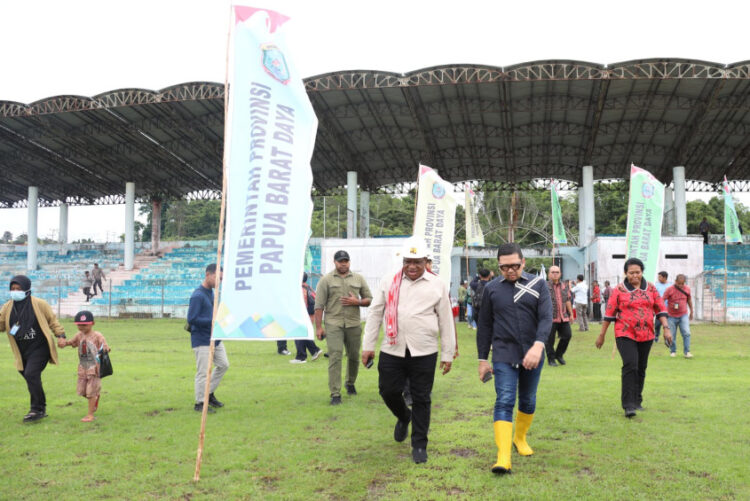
[550, 181, 567, 244]
[723, 177, 742, 243]
[625, 165, 665, 283]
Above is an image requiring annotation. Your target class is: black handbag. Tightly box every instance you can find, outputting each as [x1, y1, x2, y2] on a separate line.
[99, 349, 113, 378]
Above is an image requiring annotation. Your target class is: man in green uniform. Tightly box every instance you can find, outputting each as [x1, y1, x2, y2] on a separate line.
[315, 250, 373, 405]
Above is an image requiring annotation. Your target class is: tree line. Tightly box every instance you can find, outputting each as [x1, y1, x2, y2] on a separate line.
[3, 186, 747, 246]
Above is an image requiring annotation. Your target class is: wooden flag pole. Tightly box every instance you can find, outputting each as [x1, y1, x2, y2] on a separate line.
[194, 7, 232, 482]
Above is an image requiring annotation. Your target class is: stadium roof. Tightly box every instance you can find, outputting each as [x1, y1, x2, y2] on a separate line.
[2, 58, 750, 207]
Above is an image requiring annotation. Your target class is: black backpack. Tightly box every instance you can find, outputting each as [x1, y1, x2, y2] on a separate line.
[304, 285, 316, 315]
[474, 280, 488, 311]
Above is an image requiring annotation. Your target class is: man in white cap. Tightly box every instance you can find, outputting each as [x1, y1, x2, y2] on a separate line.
[362, 236, 456, 464]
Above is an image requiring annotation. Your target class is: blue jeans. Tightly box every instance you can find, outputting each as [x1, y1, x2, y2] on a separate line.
[492, 359, 544, 422]
[466, 304, 476, 328]
[668, 315, 691, 354]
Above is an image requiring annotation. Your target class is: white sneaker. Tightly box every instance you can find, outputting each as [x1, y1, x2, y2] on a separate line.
[670, 352, 676, 357]
[290, 359, 306, 364]
[311, 350, 322, 361]
[280, 350, 292, 356]
[685, 352, 693, 359]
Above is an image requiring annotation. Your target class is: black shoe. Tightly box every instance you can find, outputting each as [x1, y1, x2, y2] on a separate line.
[394, 414, 411, 442]
[412, 447, 428, 464]
[635, 404, 644, 411]
[208, 393, 224, 408]
[23, 411, 47, 423]
[547, 359, 558, 367]
[330, 396, 342, 406]
[556, 356, 566, 366]
[194, 403, 216, 413]
[345, 384, 357, 396]
[624, 408, 636, 418]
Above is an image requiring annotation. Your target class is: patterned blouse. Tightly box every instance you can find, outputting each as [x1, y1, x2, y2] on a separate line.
[603, 279, 668, 342]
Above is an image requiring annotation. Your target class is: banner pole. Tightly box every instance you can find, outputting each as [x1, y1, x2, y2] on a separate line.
[723, 238, 728, 324]
[194, 6, 232, 482]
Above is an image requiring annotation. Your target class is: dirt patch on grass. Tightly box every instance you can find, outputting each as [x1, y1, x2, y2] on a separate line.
[446, 487, 465, 495]
[367, 475, 392, 497]
[577, 467, 595, 476]
[450, 447, 478, 458]
[688, 470, 713, 479]
[146, 410, 160, 416]
[259, 475, 279, 490]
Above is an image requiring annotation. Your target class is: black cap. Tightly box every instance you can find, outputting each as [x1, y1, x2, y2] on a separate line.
[74, 310, 95, 324]
[334, 250, 350, 262]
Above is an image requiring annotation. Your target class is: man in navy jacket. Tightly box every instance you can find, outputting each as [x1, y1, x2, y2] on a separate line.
[187, 263, 228, 412]
[477, 243, 552, 475]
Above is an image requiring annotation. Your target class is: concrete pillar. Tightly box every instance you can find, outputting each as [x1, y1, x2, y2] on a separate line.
[664, 186, 674, 235]
[346, 171, 357, 239]
[673, 166, 687, 236]
[27, 186, 38, 271]
[578, 187, 585, 247]
[582, 165, 595, 245]
[124, 182, 135, 270]
[151, 197, 162, 254]
[360, 191, 370, 238]
[58, 202, 68, 244]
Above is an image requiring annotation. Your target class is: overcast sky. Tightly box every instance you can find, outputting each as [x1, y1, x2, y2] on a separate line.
[1, 0, 748, 241]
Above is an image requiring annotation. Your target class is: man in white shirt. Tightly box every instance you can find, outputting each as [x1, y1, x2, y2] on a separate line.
[362, 237, 456, 465]
[570, 275, 589, 331]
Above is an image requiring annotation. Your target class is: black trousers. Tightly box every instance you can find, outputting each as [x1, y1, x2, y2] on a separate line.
[19, 344, 50, 413]
[593, 303, 602, 321]
[616, 337, 651, 410]
[546, 321, 572, 360]
[93, 278, 104, 295]
[378, 350, 437, 449]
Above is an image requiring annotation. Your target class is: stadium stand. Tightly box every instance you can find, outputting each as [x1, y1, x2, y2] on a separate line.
[701, 245, 750, 321]
[0, 247, 122, 308]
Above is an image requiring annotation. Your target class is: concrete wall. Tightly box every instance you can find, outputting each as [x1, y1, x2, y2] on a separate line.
[589, 236, 704, 285]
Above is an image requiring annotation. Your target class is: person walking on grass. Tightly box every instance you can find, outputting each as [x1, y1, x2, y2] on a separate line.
[315, 250, 372, 405]
[187, 263, 228, 413]
[290, 272, 323, 364]
[653, 271, 672, 344]
[595, 258, 672, 418]
[362, 237, 455, 464]
[662, 274, 694, 359]
[571, 275, 588, 331]
[545, 265, 573, 367]
[57, 311, 109, 422]
[477, 243, 552, 475]
[1, 275, 67, 422]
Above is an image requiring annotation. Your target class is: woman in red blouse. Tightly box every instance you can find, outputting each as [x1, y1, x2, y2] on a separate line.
[595, 258, 672, 418]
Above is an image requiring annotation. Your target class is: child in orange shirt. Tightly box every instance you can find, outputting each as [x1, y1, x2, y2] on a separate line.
[58, 310, 110, 422]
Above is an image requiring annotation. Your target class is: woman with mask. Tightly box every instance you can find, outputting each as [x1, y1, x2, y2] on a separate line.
[0, 275, 66, 422]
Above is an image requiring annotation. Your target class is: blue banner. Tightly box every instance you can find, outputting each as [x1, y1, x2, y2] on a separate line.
[214, 6, 317, 340]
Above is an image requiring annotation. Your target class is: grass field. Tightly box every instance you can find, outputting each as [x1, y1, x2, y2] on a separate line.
[1, 319, 748, 500]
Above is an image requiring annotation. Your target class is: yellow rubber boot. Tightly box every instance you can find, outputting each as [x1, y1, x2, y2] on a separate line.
[492, 420, 513, 474]
[513, 410, 535, 456]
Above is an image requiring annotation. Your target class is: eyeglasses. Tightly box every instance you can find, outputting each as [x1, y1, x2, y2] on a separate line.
[499, 263, 522, 271]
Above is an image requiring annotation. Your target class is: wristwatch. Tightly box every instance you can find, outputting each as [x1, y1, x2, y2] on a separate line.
[55, 333, 66, 339]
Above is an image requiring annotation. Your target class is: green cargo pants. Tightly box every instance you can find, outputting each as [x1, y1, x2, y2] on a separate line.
[325, 324, 361, 397]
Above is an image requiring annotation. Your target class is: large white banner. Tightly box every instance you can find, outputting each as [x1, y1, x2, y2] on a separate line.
[625, 165, 665, 283]
[413, 165, 457, 288]
[214, 6, 317, 340]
